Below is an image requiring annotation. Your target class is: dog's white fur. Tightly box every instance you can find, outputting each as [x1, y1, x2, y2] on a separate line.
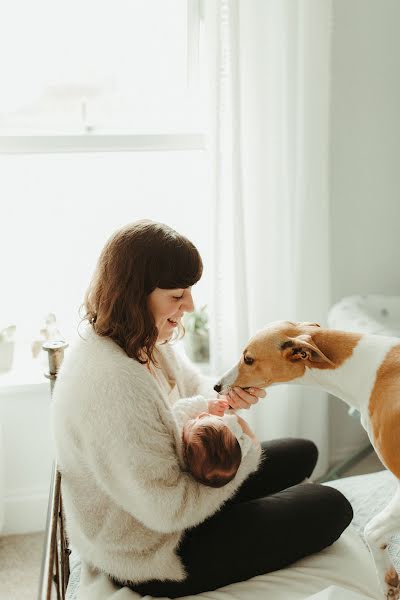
[215, 320, 400, 600]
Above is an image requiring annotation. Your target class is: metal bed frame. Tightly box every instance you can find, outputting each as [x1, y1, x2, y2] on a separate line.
[37, 340, 70, 600]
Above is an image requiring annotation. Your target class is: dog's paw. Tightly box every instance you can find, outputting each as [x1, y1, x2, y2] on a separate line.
[385, 567, 400, 599]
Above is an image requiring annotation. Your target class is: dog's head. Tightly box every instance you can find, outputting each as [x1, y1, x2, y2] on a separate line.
[214, 320, 335, 394]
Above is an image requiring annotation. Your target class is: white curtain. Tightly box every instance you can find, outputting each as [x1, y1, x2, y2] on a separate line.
[206, 0, 332, 477]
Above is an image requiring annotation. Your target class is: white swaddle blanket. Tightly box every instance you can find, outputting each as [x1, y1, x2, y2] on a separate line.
[221, 413, 254, 458]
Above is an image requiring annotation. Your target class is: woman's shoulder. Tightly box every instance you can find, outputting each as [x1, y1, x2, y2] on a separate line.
[65, 325, 139, 370]
[54, 325, 152, 404]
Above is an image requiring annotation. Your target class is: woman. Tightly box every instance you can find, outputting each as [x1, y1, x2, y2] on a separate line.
[52, 220, 353, 598]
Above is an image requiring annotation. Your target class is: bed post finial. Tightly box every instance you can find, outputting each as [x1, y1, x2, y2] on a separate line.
[43, 340, 68, 394]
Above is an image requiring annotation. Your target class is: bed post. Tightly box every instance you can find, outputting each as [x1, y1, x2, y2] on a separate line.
[37, 340, 69, 600]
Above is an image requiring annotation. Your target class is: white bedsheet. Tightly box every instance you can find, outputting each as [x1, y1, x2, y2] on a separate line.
[69, 470, 399, 600]
[306, 587, 374, 600]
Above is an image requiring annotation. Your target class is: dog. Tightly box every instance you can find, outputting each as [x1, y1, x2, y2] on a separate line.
[214, 320, 400, 600]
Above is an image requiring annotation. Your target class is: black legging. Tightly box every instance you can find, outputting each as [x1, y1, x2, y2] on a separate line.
[128, 438, 353, 598]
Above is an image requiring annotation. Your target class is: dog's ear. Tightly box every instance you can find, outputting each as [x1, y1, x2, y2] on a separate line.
[297, 321, 321, 328]
[281, 335, 334, 366]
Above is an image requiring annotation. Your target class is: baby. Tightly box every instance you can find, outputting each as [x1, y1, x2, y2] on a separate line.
[178, 399, 258, 488]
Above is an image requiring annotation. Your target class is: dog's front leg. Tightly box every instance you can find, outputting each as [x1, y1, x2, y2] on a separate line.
[364, 484, 400, 599]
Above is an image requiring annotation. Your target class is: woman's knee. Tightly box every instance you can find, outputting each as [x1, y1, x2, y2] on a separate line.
[261, 437, 319, 481]
[278, 481, 353, 541]
[321, 484, 353, 535]
[281, 483, 353, 557]
[292, 438, 319, 478]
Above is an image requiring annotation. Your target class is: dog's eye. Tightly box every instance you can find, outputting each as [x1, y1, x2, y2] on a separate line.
[244, 355, 254, 366]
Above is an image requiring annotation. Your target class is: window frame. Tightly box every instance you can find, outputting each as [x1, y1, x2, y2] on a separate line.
[0, 133, 205, 154]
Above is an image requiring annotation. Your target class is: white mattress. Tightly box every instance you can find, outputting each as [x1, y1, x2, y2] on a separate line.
[67, 470, 399, 600]
[327, 470, 400, 568]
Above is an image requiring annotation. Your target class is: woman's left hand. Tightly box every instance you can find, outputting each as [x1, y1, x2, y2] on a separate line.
[226, 387, 266, 410]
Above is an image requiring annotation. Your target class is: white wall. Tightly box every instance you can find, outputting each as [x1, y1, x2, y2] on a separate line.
[0, 382, 53, 534]
[329, 0, 400, 462]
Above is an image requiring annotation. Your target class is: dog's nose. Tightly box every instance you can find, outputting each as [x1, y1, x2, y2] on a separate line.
[214, 383, 222, 393]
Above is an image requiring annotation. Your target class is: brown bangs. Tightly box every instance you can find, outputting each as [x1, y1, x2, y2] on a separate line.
[144, 233, 203, 293]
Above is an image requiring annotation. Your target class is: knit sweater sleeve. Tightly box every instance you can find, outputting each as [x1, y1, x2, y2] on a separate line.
[171, 396, 208, 429]
[67, 370, 261, 536]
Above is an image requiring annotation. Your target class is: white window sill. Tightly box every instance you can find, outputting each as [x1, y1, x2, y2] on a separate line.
[0, 368, 49, 394]
[0, 133, 206, 154]
[0, 349, 212, 393]
[0, 346, 50, 393]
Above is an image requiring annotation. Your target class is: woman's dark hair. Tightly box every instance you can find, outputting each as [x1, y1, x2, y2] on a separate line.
[82, 220, 203, 364]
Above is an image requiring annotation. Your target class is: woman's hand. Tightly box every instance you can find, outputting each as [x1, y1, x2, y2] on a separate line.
[208, 398, 230, 416]
[226, 387, 266, 410]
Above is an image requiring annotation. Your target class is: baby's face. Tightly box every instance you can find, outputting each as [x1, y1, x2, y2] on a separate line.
[182, 412, 225, 444]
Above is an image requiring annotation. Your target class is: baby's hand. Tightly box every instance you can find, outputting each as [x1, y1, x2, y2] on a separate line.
[208, 398, 229, 416]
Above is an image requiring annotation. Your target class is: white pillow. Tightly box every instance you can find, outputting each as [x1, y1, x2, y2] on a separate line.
[77, 525, 380, 600]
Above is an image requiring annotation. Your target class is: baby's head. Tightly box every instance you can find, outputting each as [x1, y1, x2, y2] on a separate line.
[182, 413, 242, 488]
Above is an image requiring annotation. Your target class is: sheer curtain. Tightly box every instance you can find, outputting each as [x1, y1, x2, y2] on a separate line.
[206, 0, 332, 477]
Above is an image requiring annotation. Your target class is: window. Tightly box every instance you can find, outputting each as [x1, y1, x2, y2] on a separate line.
[0, 1, 210, 378]
[0, 0, 205, 137]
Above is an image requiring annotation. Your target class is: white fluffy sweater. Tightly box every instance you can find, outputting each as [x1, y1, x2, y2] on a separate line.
[52, 327, 261, 584]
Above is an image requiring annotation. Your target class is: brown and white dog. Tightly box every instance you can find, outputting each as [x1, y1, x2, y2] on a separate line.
[214, 320, 400, 600]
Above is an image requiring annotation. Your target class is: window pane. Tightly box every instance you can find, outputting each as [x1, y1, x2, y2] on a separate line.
[0, 151, 210, 357]
[0, 0, 202, 134]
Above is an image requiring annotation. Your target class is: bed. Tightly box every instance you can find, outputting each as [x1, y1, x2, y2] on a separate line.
[39, 468, 400, 600]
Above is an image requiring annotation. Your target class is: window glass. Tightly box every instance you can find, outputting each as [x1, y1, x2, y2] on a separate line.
[0, 0, 203, 134]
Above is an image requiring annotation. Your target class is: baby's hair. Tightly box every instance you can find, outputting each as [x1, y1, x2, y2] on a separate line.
[184, 421, 242, 488]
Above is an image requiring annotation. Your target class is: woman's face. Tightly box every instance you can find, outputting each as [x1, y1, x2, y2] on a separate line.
[147, 287, 195, 342]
